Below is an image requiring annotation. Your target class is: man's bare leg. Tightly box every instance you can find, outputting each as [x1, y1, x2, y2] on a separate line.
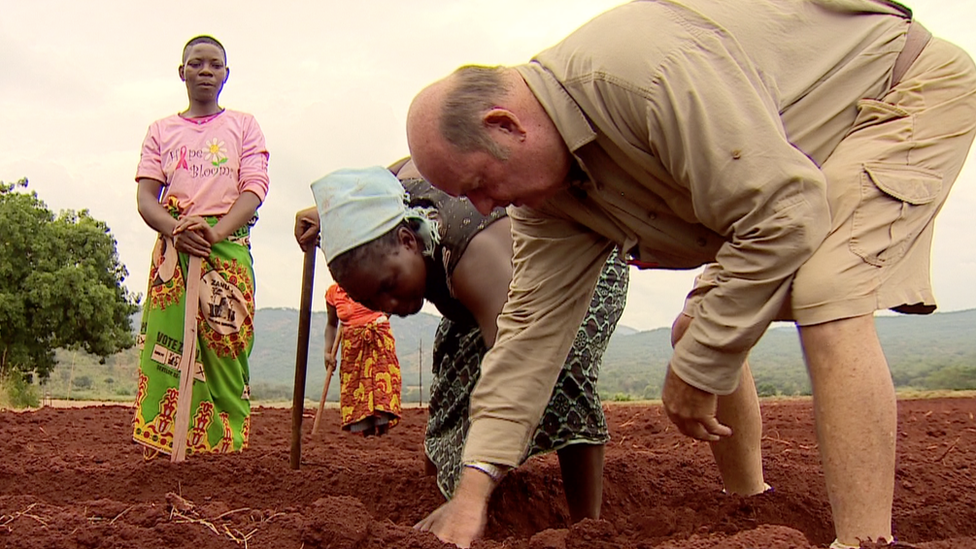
[799, 314, 895, 546]
[557, 443, 605, 522]
[712, 361, 767, 495]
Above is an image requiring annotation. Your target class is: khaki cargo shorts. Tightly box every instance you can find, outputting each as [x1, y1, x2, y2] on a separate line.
[685, 38, 976, 326]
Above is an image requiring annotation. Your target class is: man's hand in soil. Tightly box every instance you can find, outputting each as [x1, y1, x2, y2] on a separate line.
[414, 467, 493, 548]
[662, 366, 732, 442]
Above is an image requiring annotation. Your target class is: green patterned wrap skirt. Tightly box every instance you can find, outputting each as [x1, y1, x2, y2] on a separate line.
[425, 248, 629, 497]
[132, 199, 255, 457]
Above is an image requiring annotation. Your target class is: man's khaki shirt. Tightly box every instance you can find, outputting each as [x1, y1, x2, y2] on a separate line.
[464, 0, 913, 466]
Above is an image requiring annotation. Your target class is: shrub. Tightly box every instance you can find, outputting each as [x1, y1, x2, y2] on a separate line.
[0, 371, 40, 409]
[72, 375, 93, 390]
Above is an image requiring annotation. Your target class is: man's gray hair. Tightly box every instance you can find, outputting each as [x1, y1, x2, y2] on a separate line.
[440, 65, 511, 160]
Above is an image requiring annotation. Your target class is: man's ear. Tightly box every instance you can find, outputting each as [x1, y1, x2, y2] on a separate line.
[483, 108, 526, 141]
[223, 66, 231, 83]
[178, 65, 186, 81]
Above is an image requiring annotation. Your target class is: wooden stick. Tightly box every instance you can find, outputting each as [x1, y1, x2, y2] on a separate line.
[290, 244, 316, 470]
[934, 436, 961, 463]
[312, 324, 342, 435]
[171, 255, 203, 463]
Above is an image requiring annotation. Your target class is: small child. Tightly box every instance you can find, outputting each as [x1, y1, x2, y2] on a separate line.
[325, 283, 402, 435]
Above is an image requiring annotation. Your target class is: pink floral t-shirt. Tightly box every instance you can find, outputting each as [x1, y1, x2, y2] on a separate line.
[135, 109, 270, 216]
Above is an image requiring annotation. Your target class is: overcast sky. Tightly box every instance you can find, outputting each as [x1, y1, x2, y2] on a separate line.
[2, 0, 975, 332]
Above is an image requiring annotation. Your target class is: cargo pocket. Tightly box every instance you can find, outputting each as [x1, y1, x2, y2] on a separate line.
[850, 163, 943, 267]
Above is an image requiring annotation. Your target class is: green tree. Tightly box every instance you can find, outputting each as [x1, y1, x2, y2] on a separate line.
[0, 178, 140, 384]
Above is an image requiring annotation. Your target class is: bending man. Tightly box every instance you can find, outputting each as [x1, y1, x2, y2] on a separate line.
[405, 1, 976, 547]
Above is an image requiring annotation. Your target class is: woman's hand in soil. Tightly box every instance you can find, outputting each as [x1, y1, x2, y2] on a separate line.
[414, 468, 491, 547]
[662, 366, 732, 442]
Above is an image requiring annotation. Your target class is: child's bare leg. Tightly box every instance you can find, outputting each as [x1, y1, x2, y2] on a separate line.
[557, 443, 605, 522]
[711, 361, 767, 495]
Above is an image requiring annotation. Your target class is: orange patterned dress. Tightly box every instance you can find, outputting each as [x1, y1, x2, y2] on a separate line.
[325, 284, 401, 434]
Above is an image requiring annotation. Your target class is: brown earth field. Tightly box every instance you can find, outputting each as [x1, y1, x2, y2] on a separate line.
[1, 398, 975, 549]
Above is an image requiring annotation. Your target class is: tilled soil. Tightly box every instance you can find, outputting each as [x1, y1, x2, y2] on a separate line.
[1, 398, 974, 548]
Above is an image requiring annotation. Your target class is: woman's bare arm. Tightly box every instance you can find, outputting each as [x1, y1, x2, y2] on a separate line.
[450, 218, 514, 347]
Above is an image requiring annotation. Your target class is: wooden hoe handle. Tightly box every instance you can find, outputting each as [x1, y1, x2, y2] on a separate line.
[171, 255, 203, 463]
[312, 325, 343, 435]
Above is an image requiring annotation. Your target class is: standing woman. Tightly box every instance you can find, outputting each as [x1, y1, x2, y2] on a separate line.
[324, 283, 402, 436]
[132, 35, 270, 457]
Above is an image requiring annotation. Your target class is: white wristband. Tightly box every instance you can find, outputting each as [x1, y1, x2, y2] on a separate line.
[464, 461, 507, 483]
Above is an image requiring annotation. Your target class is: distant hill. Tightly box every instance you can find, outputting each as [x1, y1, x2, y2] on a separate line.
[612, 324, 639, 337]
[250, 307, 976, 401]
[248, 308, 443, 402]
[40, 308, 976, 403]
[599, 308, 976, 399]
[250, 309, 634, 402]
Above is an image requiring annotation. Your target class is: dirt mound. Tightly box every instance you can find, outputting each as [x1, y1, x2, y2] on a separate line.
[1, 398, 974, 548]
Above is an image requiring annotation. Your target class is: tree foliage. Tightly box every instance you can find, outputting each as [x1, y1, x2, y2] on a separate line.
[0, 178, 140, 382]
